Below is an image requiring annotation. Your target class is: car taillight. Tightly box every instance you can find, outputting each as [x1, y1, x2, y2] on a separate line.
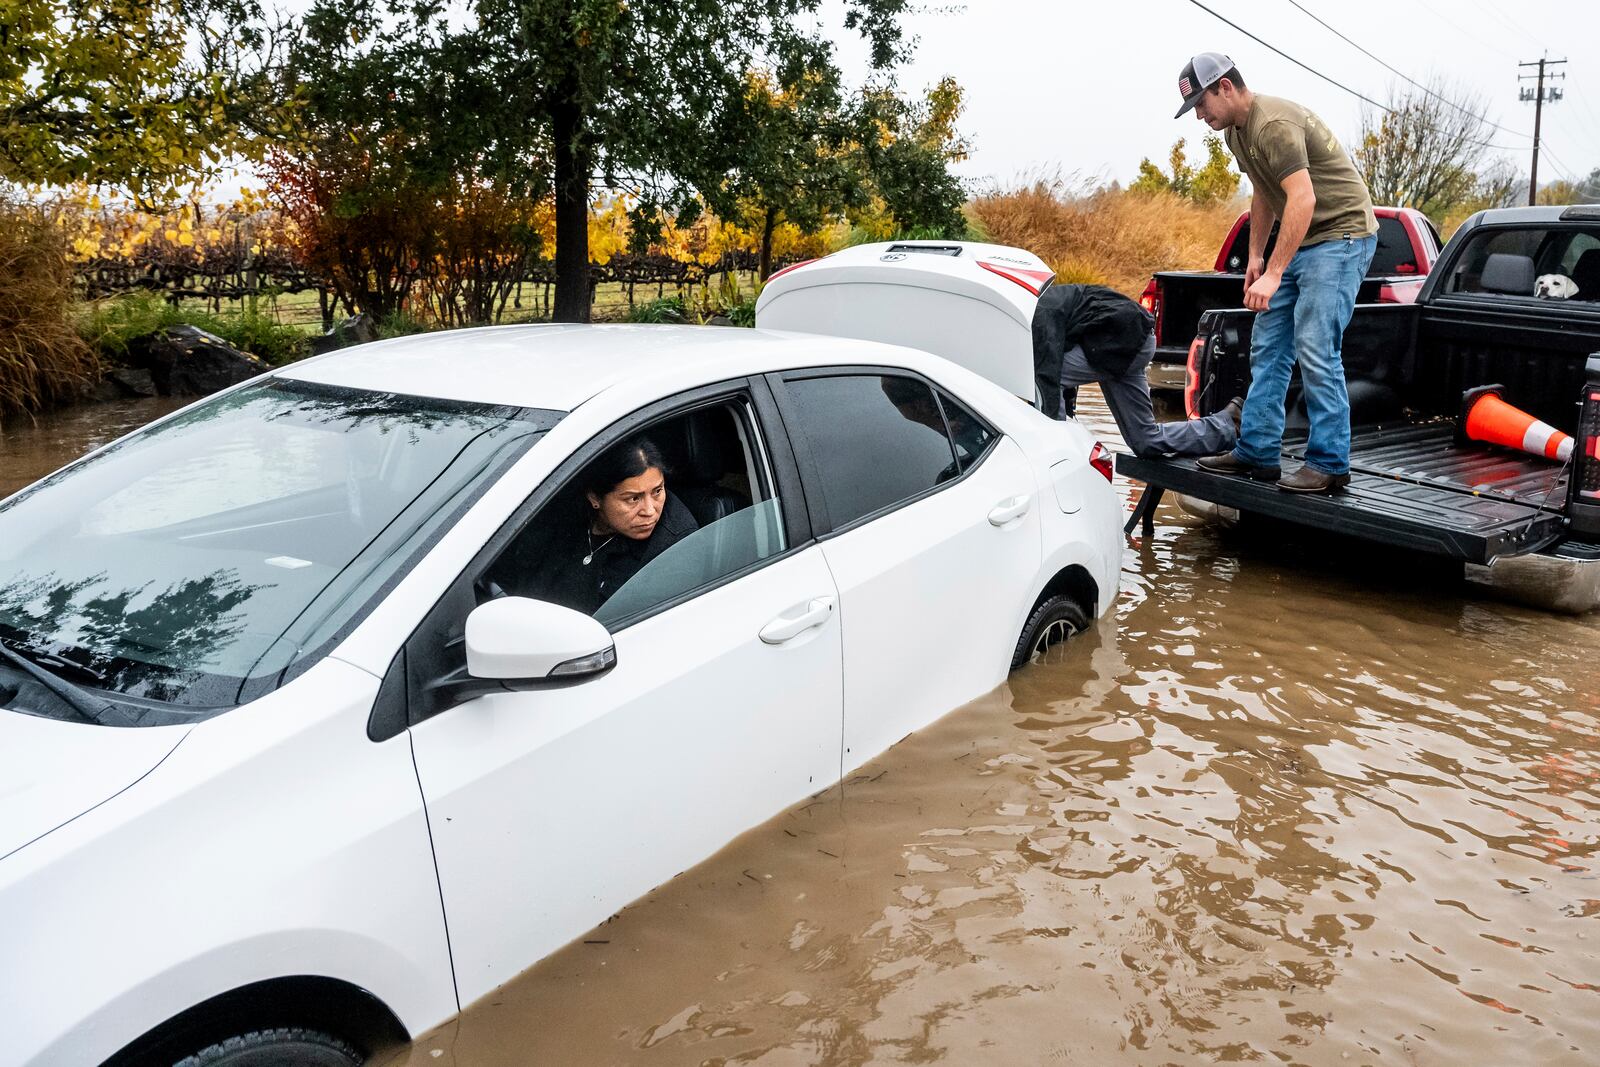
[766, 257, 820, 282]
[977, 260, 1055, 295]
[1183, 336, 1204, 420]
[1568, 356, 1600, 537]
[1089, 441, 1114, 483]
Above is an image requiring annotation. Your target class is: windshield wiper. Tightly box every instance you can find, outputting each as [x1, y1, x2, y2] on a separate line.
[0, 638, 120, 726]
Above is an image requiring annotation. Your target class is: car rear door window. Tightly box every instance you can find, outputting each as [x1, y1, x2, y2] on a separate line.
[782, 373, 960, 530]
[937, 390, 997, 473]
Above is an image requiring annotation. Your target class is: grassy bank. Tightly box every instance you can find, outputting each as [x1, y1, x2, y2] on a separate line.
[969, 177, 1241, 297]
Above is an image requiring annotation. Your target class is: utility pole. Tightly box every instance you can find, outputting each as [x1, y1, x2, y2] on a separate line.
[1519, 55, 1566, 206]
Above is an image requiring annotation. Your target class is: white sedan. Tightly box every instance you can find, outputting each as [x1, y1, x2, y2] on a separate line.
[0, 324, 1120, 1066]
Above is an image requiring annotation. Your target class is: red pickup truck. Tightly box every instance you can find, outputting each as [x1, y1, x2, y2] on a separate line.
[1140, 206, 1444, 390]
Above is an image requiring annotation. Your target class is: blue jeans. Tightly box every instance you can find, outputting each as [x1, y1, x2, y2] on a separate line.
[1233, 234, 1377, 475]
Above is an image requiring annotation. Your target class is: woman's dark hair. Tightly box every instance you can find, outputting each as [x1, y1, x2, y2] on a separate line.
[584, 435, 668, 498]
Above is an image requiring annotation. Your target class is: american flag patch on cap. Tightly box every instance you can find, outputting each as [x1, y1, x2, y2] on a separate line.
[1179, 76, 1192, 96]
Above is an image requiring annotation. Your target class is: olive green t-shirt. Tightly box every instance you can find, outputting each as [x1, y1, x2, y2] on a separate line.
[1224, 94, 1376, 248]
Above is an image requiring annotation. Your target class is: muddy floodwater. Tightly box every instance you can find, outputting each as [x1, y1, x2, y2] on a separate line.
[6, 392, 1598, 1065]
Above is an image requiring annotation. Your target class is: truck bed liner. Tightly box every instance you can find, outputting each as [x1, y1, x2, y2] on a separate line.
[1117, 423, 1569, 564]
[1310, 421, 1567, 507]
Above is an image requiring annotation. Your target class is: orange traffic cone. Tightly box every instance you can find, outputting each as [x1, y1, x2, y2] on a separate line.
[1459, 385, 1573, 462]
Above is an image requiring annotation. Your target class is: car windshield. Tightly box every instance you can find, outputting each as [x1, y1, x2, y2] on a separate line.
[0, 378, 558, 724]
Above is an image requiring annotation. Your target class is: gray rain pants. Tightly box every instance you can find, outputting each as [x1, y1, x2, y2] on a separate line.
[1058, 333, 1236, 459]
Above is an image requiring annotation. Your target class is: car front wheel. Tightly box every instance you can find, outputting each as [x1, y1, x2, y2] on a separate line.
[174, 1028, 362, 1067]
[1010, 594, 1088, 670]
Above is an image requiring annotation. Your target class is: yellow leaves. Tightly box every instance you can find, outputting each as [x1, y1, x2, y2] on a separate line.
[587, 196, 633, 265]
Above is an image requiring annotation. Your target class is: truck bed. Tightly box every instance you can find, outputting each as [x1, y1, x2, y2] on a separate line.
[1116, 422, 1569, 564]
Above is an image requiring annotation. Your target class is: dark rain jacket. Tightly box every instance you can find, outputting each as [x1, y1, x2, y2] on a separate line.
[525, 492, 700, 616]
[1031, 284, 1156, 404]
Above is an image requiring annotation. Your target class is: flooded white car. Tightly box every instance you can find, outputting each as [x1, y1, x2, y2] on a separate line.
[0, 323, 1120, 1065]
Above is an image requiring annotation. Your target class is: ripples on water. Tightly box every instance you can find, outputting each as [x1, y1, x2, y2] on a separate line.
[7, 393, 1597, 1064]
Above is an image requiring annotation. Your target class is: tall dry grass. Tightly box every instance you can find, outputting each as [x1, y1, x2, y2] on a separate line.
[968, 174, 1242, 297]
[1, 200, 98, 419]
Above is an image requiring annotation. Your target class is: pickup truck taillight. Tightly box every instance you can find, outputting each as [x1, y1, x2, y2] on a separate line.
[1089, 441, 1114, 483]
[1183, 336, 1204, 420]
[1569, 355, 1600, 537]
[1139, 279, 1161, 343]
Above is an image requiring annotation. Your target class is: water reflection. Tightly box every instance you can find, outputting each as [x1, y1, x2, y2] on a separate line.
[0, 566, 263, 706]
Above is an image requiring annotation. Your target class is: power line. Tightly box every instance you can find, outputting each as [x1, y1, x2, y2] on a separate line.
[1179, 0, 1521, 152]
[1464, 0, 1550, 56]
[1178, 0, 1390, 112]
[1285, 0, 1532, 143]
[1410, 0, 1519, 64]
[1539, 144, 1599, 195]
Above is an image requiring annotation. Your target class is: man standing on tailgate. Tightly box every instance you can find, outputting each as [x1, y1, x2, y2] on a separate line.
[1175, 53, 1377, 494]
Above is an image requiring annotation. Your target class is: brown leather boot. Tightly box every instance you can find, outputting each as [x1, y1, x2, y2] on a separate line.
[1196, 451, 1281, 481]
[1277, 466, 1351, 493]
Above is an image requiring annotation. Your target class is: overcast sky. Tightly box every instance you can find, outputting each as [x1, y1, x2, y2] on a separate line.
[820, 0, 1599, 196]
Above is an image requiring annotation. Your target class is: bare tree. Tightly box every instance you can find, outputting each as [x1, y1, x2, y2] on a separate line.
[1474, 158, 1522, 210]
[1354, 80, 1497, 219]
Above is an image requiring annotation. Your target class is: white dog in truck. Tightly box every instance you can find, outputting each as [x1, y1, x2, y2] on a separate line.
[1536, 273, 1580, 299]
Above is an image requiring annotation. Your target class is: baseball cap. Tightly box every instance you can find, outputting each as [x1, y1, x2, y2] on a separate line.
[1174, 52, 1234, 118]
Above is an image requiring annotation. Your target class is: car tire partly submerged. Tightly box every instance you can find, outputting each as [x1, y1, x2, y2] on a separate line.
[174, 1028, 362, 1067]
[1010, 594, 1089, 670]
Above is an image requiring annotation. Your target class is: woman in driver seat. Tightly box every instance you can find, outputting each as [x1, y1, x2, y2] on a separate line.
[530, 435, 699, 614]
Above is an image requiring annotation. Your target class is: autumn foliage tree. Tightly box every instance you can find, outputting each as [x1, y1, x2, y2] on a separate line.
[271, 0, 546, 325]
[1129, 135, 1240, 206]
[426, 0, 918, 321]
[712, 67, 874, 281]
[1, 0, 286, 203]
[853, 77, 972, 240]
[1354, 80, 1500, 222]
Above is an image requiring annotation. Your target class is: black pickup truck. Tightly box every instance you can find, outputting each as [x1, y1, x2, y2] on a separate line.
[1118, 204, 1600, 612]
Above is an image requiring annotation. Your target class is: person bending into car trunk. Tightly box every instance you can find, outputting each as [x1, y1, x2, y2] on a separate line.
[1033, 282, 1241, 458]
[527, 435, 698, 614]
[1176, 52, 1377, 494]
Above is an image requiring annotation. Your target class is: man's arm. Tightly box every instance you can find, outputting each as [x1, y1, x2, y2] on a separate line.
[1244, 185, 1275, 295]
[1245, 168, 1314, 312]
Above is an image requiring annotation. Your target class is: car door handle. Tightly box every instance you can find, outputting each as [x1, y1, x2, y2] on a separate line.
[988, 494, 1032, 526]
[760, 597, 835, 644]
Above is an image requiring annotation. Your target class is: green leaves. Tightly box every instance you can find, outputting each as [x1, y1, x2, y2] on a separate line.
[1130, 135, 1239, 206]
[2, 0, 283, 202]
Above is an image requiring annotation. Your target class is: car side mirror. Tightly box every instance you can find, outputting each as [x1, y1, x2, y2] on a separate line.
[465, 597, 616, 683]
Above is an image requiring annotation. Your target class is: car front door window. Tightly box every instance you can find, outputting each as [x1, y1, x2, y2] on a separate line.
[405, 387, 843, 1002]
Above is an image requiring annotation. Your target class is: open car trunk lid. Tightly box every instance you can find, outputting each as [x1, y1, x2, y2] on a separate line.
[754, 241, 1053, 401]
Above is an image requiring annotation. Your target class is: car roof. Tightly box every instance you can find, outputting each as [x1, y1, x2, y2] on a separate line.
[276, 323, 936, 411]
[1472, 205, 1584, 227]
